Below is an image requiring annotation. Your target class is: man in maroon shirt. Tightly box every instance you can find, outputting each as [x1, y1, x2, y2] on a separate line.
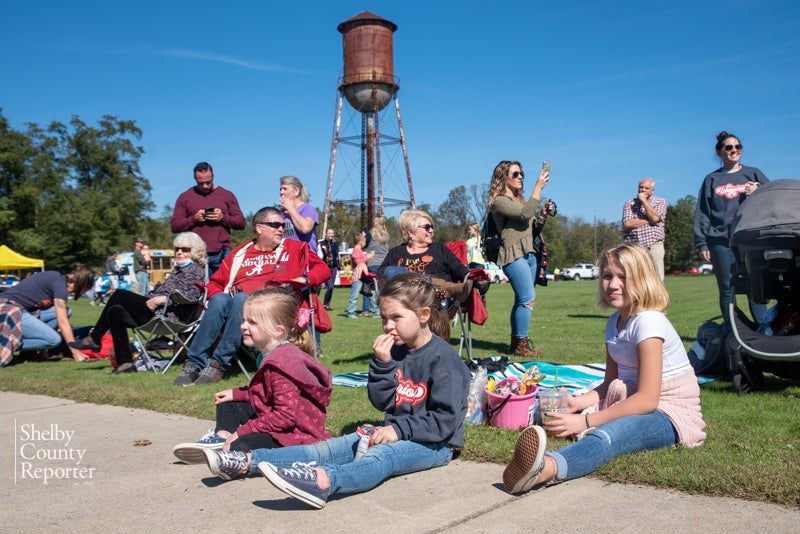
[171, 162, 247, 275]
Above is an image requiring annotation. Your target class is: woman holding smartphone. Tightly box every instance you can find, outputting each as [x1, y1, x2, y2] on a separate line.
[488, 160, 554, 357]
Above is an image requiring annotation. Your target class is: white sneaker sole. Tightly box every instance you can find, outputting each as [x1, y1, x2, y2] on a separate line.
[172, 442, 223, 464]
[503, 425, 547, 494]
[258, 462, 326, 509]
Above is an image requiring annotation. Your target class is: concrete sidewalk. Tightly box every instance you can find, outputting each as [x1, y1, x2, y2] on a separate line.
[2, 391, 797, 533]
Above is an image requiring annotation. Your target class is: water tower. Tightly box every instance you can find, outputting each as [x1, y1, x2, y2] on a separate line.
[322, 11, 415, 233]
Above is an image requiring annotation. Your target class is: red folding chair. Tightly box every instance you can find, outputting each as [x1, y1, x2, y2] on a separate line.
[444, 241, 489, 360]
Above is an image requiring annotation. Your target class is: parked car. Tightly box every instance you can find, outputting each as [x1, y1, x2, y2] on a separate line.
[559, 263, 599, 281]
[0, 274, 20, 291]
[482, 262, 508, 284]
[699, 263, 713, 275]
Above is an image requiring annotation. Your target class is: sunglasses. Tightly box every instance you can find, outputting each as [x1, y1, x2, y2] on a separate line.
[511, 171, 524, 179]
[418, 224, 434, 232]
[257, 221, 283, 229]
[723, 144, 743, 152]
[174, 246, 192, 253]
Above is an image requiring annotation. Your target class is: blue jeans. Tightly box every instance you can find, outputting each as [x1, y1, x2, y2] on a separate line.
[708, 239, 767, 324]
[186, 291, 248, 370]
[381, 266, 408, 282]
[135, 270, 149, 295]
[20, 307, 66, 351]
[348, 266, 380, 317]
[548, 410, 677, 481]
[322, 267, 337, 307]
[206, 246, 231, 277]
[367, 265, 379, 315]
[347, 280, 366, 317]
[249, 433, 453, 496]
[502, 252, 537, 337]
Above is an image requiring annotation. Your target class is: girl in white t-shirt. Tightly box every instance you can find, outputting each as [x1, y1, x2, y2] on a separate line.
[503, 243, 706, 494]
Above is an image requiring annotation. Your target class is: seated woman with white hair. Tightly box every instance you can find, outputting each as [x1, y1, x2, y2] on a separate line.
[71, 232, 208, 374]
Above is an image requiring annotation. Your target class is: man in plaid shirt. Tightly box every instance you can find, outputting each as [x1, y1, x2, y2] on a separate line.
[622, 178, 667, 280]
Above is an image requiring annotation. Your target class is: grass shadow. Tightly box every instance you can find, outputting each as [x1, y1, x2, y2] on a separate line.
[335, 352, 375, 365]
[468, 339, 509, 354]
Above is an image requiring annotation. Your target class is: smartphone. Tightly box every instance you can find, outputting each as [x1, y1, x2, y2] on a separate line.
[542, 160, 551, 173]
[205, 207, 214, 213]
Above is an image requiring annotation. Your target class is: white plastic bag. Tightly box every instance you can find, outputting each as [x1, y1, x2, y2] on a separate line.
[465, 367, 489, 425]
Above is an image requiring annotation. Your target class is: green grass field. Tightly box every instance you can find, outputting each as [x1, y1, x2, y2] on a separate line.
[2, 275, 798, 507]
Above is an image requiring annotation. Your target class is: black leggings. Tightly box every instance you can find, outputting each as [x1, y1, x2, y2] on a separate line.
[215, 401, 281, 452]
[90, 290, 154, 366]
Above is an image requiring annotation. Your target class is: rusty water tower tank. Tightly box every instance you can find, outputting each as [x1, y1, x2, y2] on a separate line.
[337, 11, 399, 113]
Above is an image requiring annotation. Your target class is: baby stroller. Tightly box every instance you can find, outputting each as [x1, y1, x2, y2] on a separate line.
[727, 179, 800, 393]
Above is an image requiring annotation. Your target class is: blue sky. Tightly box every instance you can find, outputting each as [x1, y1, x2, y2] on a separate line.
[3, 1, 798, 226]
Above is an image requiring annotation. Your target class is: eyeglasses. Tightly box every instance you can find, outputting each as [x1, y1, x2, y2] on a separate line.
[257, 221, 283, 229]
[418, 224, 434, 232]
[511, 171, 524, 179]
[723, 144, 743, 152]
[174, 246, 192, 253]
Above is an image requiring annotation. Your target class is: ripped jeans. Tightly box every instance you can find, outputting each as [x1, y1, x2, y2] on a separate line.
[547, 410, 677, 481]
[502, 252, 537, 337]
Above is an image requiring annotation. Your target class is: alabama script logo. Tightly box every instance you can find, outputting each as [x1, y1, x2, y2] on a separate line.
[714, 183, 748, 199]
[395, 369, 428, 406]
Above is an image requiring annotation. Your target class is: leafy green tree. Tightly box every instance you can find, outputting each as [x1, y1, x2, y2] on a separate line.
[552, 216, 622, 268]
[434, 186, 471, 243]
[665, 195, 700, 271]
[539, 215, 565, 270]
[0, 110, 153, 271]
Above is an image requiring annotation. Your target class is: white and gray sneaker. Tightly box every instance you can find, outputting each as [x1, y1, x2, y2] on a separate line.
[172, 429, 226, 464]
[204, 449, 249, 481]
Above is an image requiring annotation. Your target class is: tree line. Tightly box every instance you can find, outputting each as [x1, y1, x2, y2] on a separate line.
[1, 111, 701, 274]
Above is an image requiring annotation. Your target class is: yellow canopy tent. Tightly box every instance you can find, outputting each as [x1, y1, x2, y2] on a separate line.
[0, 245, 45, 271]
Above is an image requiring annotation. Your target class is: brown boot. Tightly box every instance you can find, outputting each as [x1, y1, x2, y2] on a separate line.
[509, 336, 541, 358]
[431, 278, 473, 302]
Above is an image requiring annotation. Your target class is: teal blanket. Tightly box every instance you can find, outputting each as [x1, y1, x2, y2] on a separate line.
[332, 361, 604, 394]
[332, 359, 711, 394]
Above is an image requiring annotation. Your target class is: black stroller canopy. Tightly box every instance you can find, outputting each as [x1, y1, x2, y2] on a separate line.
[731, 179, 800, 240]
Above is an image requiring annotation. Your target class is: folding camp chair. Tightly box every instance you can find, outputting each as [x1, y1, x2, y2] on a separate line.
[131, 265, 253, 380]
[133, 286, 208, 374]
[134, 288, 253, 379]
[444, 241, 490, 360]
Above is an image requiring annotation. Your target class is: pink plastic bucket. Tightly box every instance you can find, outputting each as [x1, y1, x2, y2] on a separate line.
[485, 382, 539, 430]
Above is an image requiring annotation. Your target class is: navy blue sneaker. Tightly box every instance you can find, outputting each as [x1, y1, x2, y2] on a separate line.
[258, 462, 330, 509]
[172, 429, 226, 464]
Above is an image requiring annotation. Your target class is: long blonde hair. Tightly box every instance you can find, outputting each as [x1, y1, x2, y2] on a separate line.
[370, 216, 390, 245]
[487, 160, 524, 209]
[597, 243, 670, 314]
[244, 288, 314, 355]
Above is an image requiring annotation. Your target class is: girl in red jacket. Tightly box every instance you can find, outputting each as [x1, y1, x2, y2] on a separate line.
[173, 288, 332, 464]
